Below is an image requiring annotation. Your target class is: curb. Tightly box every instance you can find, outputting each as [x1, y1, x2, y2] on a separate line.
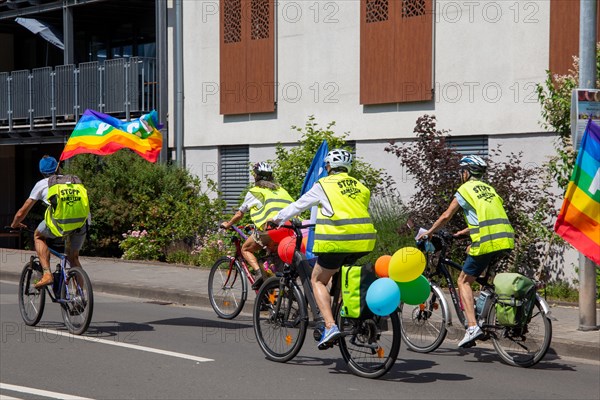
[2, 269, 598, 363]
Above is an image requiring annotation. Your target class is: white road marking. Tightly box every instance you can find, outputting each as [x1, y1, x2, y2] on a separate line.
[34, 328, 214, 362]
[0, 383, 93, 399]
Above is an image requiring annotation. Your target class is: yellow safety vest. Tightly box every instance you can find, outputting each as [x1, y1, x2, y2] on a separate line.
[457, 179, 514, 256]
[248, 186, 294, 230]
[313, 173, 377, 253]
[44, 175, 89, 237]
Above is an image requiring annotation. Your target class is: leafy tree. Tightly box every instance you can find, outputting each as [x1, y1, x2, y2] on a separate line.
[63, 151, 226, 260]
[272, 115, 391, 199]
[385, 115, 566, 280]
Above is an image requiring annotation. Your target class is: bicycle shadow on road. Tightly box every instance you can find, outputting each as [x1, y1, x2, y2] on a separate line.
[463, 347, 577, 371]
[145, 316, 253, 330]
[84, 321, 156, 338]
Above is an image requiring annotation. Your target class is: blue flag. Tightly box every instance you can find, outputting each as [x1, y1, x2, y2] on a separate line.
[301, 140, 329, 259]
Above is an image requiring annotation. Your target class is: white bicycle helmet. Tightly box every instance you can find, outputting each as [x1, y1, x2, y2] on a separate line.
[324, 149, 353, 173]
[253, 161, 274, 180]
[459, 155, 487, 177]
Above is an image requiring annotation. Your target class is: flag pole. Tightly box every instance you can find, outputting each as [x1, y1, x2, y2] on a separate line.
[576, 0, 598, 332]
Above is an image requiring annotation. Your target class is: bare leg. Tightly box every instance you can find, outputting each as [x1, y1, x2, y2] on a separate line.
[241, 236, 263, 274]
[311, 263, 338, 329]
[458, 271, 478, 327]
[34, 230, 50, 271]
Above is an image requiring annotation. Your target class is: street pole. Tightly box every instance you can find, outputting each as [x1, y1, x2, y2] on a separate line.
[156, 0, 169, 163]
[174, 0, 184, 167]
[577, 0, 598, 331]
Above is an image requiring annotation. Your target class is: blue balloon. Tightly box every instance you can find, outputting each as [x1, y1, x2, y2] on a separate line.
[366, 278, 401, 316]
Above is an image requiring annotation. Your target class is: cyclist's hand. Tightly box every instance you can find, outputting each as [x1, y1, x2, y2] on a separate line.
[10, 222, 27, 230]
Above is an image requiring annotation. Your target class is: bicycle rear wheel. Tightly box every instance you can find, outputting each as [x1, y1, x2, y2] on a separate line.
[400, 284, 448, 353]
[487, 297, 552, 367]
[208, 256, 247, 319]
[60, 267, 94, 335]
[18, 261, 46, 326]
[336, 301, 401, 379]
[253, 277, 307, 362]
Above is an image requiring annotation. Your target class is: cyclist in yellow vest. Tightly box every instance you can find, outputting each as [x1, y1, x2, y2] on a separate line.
[273, 149, 377, 349]
[417, 155, 514, 348]
[221, 162, 294, 290]
[11, 156, 90, 288]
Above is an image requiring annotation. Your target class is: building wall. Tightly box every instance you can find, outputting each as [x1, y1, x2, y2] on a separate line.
[0, 33, 14, 72]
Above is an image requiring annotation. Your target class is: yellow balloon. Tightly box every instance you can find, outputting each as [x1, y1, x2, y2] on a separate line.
[388, 247, 427, 283]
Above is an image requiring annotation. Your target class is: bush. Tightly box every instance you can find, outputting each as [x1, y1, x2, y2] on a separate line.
[385, 115, 566, 280]
[63, 151, 227, 260]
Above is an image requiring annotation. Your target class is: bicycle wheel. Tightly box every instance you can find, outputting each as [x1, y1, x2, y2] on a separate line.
[253, 277, 308, 362]
[487, 297, 552, 367]
[208, 256, 247, 319]
[336, 302, 401, 379]
[400, 284, 448, 353]
[18, 261, 46, 326]
[60, 267, 94, 335]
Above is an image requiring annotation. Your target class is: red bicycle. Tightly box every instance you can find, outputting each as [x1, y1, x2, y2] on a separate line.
[208, 225, 280, 319]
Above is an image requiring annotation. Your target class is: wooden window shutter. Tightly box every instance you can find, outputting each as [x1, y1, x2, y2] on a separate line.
[220, 0, 275, 115]
[360, 0, 432, 105]
[549, 0, 600, 77]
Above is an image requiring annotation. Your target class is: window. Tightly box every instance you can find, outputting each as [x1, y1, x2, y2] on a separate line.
[220, 145, 250, 212]
[446, 136, 488, 157]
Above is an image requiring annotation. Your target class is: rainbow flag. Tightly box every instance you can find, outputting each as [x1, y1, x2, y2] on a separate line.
[554, 118, 600, 265]
[60, 109, 163, 163]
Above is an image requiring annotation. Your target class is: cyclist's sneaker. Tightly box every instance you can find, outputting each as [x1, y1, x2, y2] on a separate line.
[318, 324, 341, 349]
[34, 272, 53, 289]
[458, 325, 484, 348]
[251, 276, 264, 291]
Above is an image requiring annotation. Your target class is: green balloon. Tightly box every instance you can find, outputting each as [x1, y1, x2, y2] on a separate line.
[397, 275, 430, 305]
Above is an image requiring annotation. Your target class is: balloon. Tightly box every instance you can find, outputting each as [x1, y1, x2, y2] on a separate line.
[301, 237, 308, 254]
[388, 247, 427, 283]
[366, 278, 401, 316]
[267, 227, 293, 244]
[397, 275, 431, 305]
[374, 255, 391, 278]
[278, 236, 296, 264]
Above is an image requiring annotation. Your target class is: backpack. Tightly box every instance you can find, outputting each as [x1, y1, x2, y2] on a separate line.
[44, 175, 90, 237]
[493, 273, 536, 327]
[340, 263, 378, 319]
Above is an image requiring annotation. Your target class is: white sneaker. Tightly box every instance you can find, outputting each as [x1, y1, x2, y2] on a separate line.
[458, 325, 484, 348]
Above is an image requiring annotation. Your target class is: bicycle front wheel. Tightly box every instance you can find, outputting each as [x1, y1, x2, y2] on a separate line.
[60, 267, 94, 335]
[400, 284, 448, 353]
[487, 297, 552, 367]
[336, 302, 401, 379]
[208, 256, 247, 319]
[253, 277, 307, 362]
[18, 261, 46, 326]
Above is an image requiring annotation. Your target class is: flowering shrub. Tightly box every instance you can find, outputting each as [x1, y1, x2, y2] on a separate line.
[120, 229, 162, 260]
[164, 229, 234, 267]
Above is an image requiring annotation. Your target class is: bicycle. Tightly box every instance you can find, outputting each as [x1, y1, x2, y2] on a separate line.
[399, 230, 552, 368]
[208, 225, 281, 319]
[9, 228, 94, 335]
[252, 220, 401, 379]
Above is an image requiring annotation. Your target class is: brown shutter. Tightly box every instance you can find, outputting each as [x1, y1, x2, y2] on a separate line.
[246, 0, 275, 113]
[360, 0, 432, 105]
[549, 0, 600, 77]
[220, 0, 275, 115]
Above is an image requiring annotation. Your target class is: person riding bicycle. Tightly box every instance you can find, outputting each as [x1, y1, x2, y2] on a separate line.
[417, 155, 514, 348]
[220, 162, 294, 290]
[10, 155, 90, 289]
[272, 149, 377, 349]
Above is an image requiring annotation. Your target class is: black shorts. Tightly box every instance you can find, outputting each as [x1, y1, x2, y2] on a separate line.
[315, 252, 370, 270]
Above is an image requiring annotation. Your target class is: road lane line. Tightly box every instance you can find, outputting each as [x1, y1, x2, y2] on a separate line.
[34, 328, 214, 362]
[0, 383, 93, 400]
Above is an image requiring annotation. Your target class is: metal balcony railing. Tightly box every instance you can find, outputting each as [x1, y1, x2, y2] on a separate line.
[0, 57, 156, 133]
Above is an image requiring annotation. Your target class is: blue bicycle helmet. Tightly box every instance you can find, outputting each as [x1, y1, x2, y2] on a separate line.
[459, 155, 487, 177]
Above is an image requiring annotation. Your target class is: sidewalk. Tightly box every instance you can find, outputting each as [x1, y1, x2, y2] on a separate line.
[1, 248, 598, 362]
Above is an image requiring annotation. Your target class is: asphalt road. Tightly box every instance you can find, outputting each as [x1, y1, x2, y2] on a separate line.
[1, 281, 599, 400]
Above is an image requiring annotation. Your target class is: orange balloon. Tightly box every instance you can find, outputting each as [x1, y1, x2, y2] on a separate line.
[278, 236, 297, 264]
[375, 255, 392, 278]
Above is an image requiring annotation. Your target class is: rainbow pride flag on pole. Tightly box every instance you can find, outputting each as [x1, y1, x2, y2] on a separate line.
[554, 118, 600, 265]
[60, 109, 163, 163]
